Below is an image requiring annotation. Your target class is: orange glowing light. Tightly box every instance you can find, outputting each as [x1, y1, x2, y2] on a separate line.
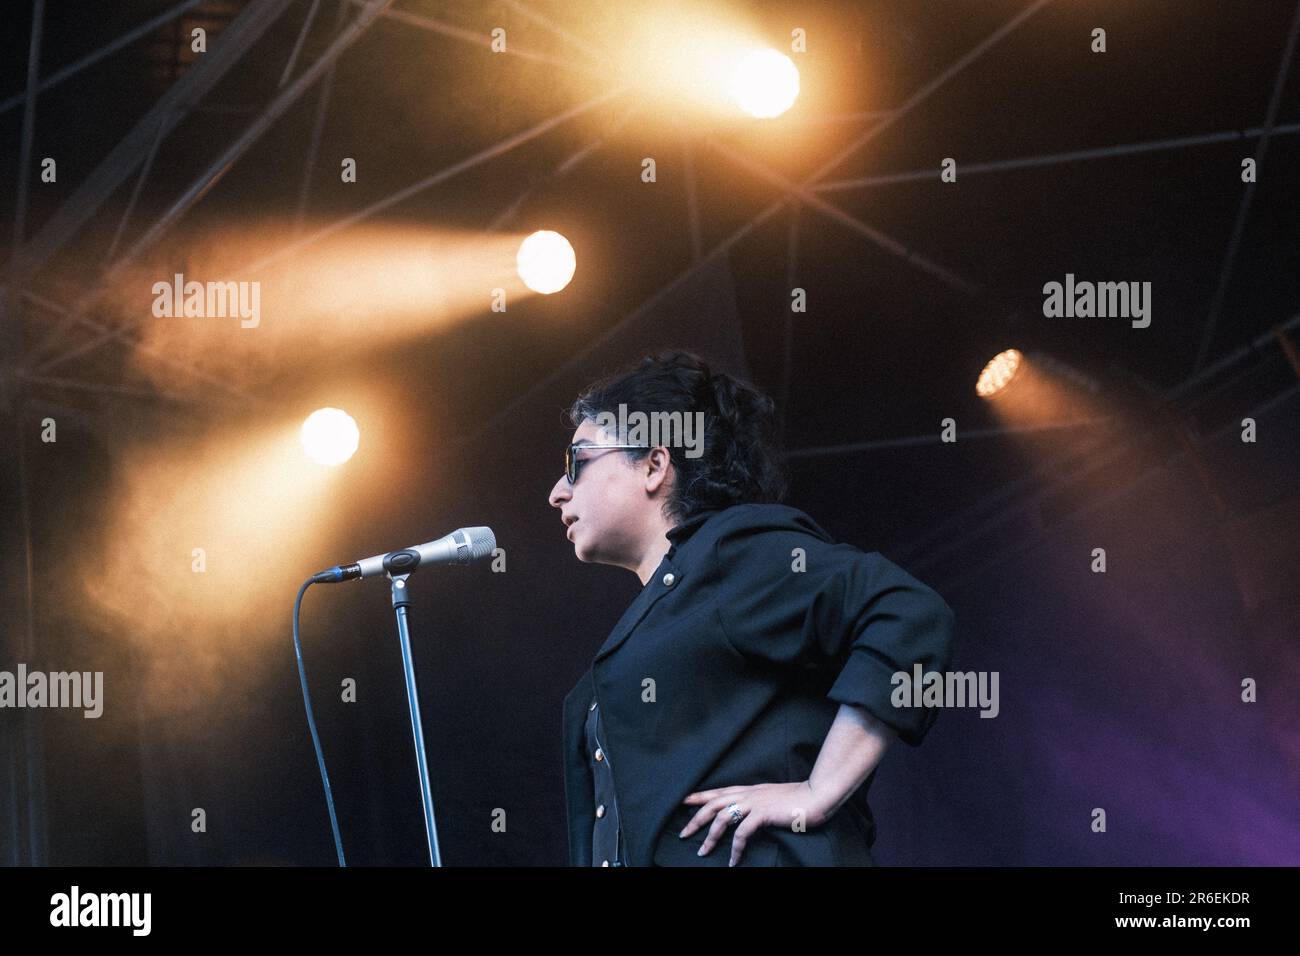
[301, 407, 360, 466]
[976, 349, 1024, 398]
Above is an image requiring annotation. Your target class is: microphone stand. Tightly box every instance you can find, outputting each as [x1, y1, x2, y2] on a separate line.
[389, 572, 441, 866]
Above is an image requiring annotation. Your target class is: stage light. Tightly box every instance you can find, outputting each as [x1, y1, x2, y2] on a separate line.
[301, 407, 360, 466]
[731, 48, 800, 118]
[976, 348, 1024, 398]
[516, 230, 576, 294]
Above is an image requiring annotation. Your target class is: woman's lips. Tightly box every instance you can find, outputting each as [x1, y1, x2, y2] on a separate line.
[567, 519, 578, 539]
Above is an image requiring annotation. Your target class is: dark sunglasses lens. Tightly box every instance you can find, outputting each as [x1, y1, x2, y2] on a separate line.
[566, 447, 576, 482]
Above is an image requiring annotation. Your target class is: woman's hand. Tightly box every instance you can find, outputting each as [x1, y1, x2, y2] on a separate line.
[679, 781, 832, 866]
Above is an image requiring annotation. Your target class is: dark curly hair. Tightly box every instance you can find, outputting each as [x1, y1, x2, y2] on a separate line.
[568, 350, 787, 523]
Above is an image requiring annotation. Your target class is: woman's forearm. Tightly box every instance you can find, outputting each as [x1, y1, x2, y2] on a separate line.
[806, 702, 896, 822]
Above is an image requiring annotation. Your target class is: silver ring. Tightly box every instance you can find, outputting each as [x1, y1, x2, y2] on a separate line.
[726, 803, 744, 825]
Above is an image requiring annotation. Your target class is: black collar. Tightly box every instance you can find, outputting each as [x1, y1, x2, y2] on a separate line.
[664, 507, 722, 558]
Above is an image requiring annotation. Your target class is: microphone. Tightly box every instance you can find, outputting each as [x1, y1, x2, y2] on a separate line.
[311, 527, 497, 583]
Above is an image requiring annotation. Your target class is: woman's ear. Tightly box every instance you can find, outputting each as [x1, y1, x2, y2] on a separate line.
[644, 446, 673, 494]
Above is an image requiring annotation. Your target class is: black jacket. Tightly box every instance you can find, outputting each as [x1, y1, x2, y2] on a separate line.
[561, 502, 956, 866]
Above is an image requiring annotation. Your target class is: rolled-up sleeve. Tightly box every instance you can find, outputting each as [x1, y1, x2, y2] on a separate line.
[713, 525, 956, 746]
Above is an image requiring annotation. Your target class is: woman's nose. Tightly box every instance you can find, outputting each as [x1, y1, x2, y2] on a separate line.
[548, 475, 570, 508]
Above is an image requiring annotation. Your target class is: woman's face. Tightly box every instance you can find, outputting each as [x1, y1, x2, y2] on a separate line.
[548, 419, 658, 568]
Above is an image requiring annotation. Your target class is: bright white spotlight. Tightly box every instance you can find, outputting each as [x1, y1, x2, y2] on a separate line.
[516, 230, 577, 294]
[300, 407, 360, 466]
[731, 48, 800, 118]
[976, 349, 1024, 399]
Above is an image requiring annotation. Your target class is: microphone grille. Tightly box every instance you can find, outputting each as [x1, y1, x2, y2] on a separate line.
[458, 526, 497, 562]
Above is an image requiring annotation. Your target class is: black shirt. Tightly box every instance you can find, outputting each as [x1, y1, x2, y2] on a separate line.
[584, 530, 697, 866]
[585, 698, 625, 866]
[561, 502, 956, 866]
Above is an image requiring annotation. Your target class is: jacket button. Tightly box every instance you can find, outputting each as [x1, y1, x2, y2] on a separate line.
[596, 804, 605, 818]
[662, 572, 675, 587]
[594, 747, 604, 761]
[589, 700, 597, 711]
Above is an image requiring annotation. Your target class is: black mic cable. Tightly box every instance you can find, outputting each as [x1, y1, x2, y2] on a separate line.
[292, 578, 347, 866]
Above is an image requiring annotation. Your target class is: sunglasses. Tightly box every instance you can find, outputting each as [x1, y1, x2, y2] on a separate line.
[565, 443, 645, 484]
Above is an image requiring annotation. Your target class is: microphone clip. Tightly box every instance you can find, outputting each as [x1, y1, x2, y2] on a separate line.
[382, 549, 422, 575]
